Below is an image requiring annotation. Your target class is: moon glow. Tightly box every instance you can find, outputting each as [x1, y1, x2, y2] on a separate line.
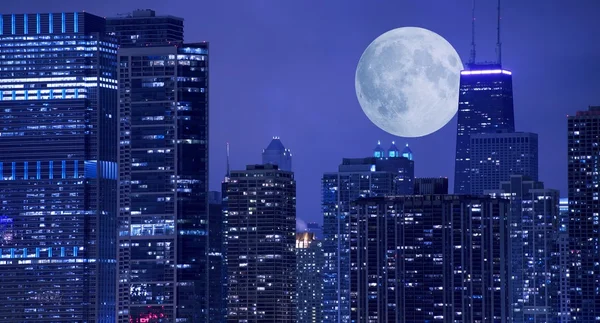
[355, 27, 463, 138]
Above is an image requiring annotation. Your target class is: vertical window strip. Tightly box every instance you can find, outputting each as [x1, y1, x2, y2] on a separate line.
[61, 13, 65, 33]
[36, 14, 40, 34]
[49, 13, 53, 34]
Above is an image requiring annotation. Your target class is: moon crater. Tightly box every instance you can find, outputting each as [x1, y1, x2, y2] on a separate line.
[355, 27, 463, 138]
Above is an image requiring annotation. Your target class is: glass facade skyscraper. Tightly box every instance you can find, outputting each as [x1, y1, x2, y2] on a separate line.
[225, 164, 296, 322]
[0, 12, 118, 321]
[106, 9, 184, 47]
[486, 176, 560, 322]
[567, 107, 600, 321]
[296, 232, 324, 323]
[470, 131, 539, 194]
[262, 137, 292, 172]
[322, 151, 412, 323]
[116, 43, 209, 322]
[350, 195, 510, 322]
[454, 65, 515, 194]
[209, 191, 226, 323]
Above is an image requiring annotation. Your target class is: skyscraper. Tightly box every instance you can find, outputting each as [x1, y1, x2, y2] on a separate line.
[454, 66, 515, 194]
[209, 191, 226, 323]
[350, 195, 510, 322]
[322, 147, 412, 323]
[106, 9, 184, 47]
[486, 175, 560, 322]
[414, 177, 449, 194]
[373, 141, 414, 194]
[116, 38, 210, 321]
[225, 164, 296, 322]
[470, 132, 538, 194]
[557, 198, 569, 323]
[262, 137, 292, 171]
[0, 12, 118, 321]
[567, 106, 600, 321]
[296, 232, 324, 323]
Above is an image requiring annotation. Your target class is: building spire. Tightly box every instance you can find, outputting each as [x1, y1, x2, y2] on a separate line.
[469, 0, 476, 64]
[226, 142, 230, 178]
[496, 0, 502, 65]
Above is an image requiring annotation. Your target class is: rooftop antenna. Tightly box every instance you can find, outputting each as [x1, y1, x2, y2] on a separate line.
[496, 0, 502, 65]
[468, 0, 476, 64]
[226, 142, 230, 178]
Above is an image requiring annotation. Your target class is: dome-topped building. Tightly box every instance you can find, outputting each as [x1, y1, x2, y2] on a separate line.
[388, 141, 400, 158]
[401, 143, 413, 161]
[373, 141, 385, 158]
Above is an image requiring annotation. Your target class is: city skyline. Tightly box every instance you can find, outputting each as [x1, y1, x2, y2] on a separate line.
[5, 1, 599, 225]
[0, 2, 597, 323]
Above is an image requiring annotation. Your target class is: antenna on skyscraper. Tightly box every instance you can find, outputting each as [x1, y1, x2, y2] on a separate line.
[468, 0, 476, 64]
[496, 0, 502, 65]
[226, 142, 230, 178]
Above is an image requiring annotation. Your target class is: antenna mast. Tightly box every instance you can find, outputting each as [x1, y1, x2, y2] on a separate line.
[226, 142, 230, 178]
[496, 0, 502, 65]
[469, 0, 476, 64]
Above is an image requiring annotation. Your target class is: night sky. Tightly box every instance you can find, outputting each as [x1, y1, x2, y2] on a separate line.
[6, 1, 600, 225]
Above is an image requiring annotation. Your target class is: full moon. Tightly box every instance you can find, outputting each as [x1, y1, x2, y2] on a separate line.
[355, 27, 463, 138]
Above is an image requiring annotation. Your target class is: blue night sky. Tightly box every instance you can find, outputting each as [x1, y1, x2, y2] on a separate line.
[5, 0, 600, 224]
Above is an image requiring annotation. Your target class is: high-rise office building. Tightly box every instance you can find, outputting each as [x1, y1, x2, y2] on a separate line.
[350, 195, 510, 322]
[486, 176, 560, 322]
[209, 191, 226, 323]
[567, 106, 600, 321]
[414, 177, 449, 194]
[0, 12, 118, 321]
[116, 38, 210, 321]
[225, 164, 296, 322]
[557, 198, 569, 322]
[373, 141, 414, 194]
[296, 232, 324, 323]
[454, 66, 515, 194]
[470, 132, 538, 194]
[322, 150, 412, 323]
[262, 137, 292, 171]
[106, 9, 184, 47]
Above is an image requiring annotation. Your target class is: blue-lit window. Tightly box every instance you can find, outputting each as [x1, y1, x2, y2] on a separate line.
[48, 248, 52, 257]
[49, 13, 53, 34]
[36, 14, 40, 34]
[35, 248, 40, 257]
[0, 162, 2, 179]
[74, 160, 79, 178]
[49, 161, 53, 179]
[61, 13, 66, 33]
[24, 14, 28, 34]
[36, 161, 41, 179]
[62, 160, 66, 178]
[73, 247, 78, 257]
[74, 12, 78, 33]
[24, 161, 28, 180]
[0, 15, 3, 35]
[11, 162, 15, 180]
[11, 14, 15, 35]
